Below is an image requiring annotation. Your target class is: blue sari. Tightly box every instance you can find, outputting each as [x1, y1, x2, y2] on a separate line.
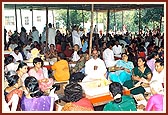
[109, 60, 134, 85]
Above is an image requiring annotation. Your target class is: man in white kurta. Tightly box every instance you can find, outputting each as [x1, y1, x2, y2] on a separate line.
[72, 26, 82, 49]
[10, 47, 23, 62]
[103, 42, 116, 68]
[112, 41, 122, 58]
[150, 59, 165, 85]
[31, 26, 39, 43]
[82, 49, 107, 82]
[45, 23, 56, 46]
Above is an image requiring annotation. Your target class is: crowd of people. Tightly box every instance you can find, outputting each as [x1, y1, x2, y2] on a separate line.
[3, 23, 165, 112]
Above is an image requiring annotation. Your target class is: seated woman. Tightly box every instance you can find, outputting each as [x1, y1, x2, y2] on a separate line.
[123, 57, 152, 95]
[145, 80, 164, 111]
[4, 73, 23, 111]
[103, 82, 137, 111]
[51, 52, 70, 82]
[28, 57, 54, 92]
[4, 55, 19, 73]
[45, 44, 57, 60]
[61, 82, 94, 111]
[16, 62, 29, 85]
[146, 51, 159, 72]
[21, 76, 56, 111]
[108, 53, 134, 85]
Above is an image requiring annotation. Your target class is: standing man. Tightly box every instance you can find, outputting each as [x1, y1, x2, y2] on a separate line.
[31, 26, 39, 43]
[103, 42, 115, 68]
[47, 23, 56, 46]
[72, 25, 82, 49]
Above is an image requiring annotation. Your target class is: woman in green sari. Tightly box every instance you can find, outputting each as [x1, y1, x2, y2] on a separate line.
[123, 57, 152, 95]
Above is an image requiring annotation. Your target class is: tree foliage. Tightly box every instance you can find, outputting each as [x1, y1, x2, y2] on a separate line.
[55, 7, 164, 33]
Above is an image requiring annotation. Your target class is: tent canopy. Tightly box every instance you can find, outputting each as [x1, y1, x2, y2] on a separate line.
[4, 3, 164, 12]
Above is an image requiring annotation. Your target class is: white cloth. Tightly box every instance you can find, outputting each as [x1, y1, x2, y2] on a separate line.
[46, 28, 56, 46]
[23, 45, 31, 59]
[71, 51, 80, 62]
[72, 30, 82, 48]
[8, 44, 18, 51]
[103, 48, 115, 68]
[112, 45, 122, 58]
[4, 63, 19, 73]
[155, 37, 159, 46]
[32, 30, 39, 42]
[10, 52, 23, 62]
[151, 68, 165, 84]
[83, 58, 107, 82]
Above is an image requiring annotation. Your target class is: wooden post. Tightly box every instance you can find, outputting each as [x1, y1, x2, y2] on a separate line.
[139, 7, 141, 35]
[20, 8, 23, 27]
[89, 4, 94, 56]
[122, 10, 124, 32]
[52, 10, 54, 28]
[96, 11, 98, 31]
[106, 9, 110, 34]
[66, 6, 69, 34]
[114, 9, 116, 34]
[32, 8, 33, 27]
[15, 4, 18, 32]
[46, 6, 48, 47]
[82, 9, 84, 29]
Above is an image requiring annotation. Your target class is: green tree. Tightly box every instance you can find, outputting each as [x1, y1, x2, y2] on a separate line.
[55, 9, 91, 28]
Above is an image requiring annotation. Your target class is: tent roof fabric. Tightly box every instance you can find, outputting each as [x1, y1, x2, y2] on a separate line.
[4, 3, 164, 12]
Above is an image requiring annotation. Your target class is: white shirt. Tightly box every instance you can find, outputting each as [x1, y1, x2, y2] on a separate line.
[112, 45, 122, 58]
[8, 44, 18, 51]
[10, 52, 23, 62]
[72, 30, 82, 48]
[151, 68, 165, 84]
[71, 51, 80, 62]
[83, 58, 107, 82]
[32, 30, 39, 42]
[103, 48, 115, 68]
[47, 28, 56, 46]
[23, 45, 31, 59]
[5, 63, 19, 73]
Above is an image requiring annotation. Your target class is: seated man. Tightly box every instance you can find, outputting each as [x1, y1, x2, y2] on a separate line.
[82, 49, 107, 82]
[10, 47, 23, 63]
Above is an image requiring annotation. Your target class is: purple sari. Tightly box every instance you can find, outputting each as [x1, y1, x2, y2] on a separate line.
[21, 96, 51, 111]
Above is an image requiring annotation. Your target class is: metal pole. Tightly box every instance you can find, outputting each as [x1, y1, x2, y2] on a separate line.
[15, 4, 18, 31]
[46, 6, 48, 46]
[20, 8, 23, 27]
[89, 4, 94, 56]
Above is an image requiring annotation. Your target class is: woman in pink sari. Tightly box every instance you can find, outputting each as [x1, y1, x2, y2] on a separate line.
[145, 80, 164, 111]
[28, 57, 54, 92]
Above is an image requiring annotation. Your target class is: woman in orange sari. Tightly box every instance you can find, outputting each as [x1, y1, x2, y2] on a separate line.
[61, 82, 94, 111]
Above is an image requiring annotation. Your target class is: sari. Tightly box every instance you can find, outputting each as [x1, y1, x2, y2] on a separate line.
[123, 66, 152, 95]
[109, 60, 134, 85]
[21, 95, 52, 111]
[61, 98, 94, 111]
